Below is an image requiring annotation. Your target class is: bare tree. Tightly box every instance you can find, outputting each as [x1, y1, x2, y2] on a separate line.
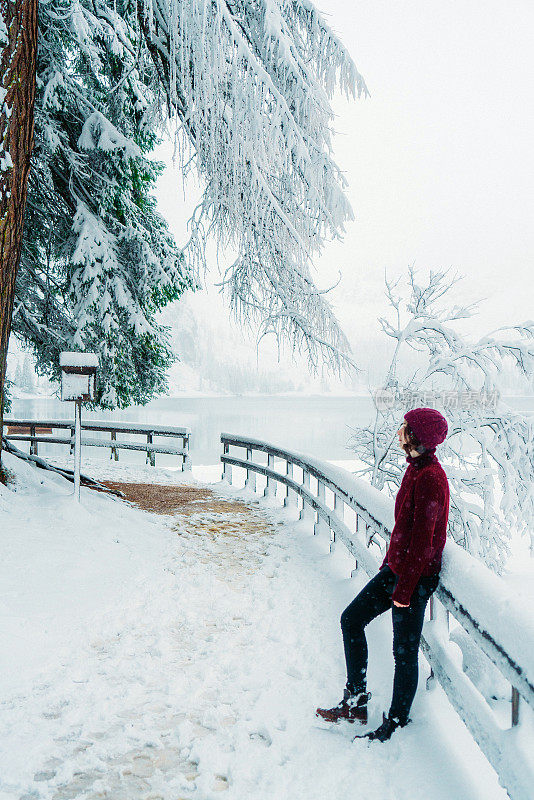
[0, 0, 38, 466]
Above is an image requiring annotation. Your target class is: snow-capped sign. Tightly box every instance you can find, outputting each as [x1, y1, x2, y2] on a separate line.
[60, 352, 98, 401]
[59, 352, 99, 369]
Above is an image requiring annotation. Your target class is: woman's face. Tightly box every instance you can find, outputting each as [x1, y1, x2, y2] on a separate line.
[397, 420, 408, 449]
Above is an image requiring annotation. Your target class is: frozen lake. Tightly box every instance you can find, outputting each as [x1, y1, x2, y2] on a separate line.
[8, 394, 378, 467]
[8, 393, 534, 469]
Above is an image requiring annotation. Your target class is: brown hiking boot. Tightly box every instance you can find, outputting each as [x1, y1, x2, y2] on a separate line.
[316, 689, 371, 725]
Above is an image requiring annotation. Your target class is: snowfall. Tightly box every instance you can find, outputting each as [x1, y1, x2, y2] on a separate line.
[0, 450, 532, 800]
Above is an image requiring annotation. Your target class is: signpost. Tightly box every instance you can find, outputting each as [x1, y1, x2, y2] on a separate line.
[59, 352, 98, 501]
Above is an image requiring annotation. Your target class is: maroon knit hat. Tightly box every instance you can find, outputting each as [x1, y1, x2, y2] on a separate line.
[404, 407, 448, 449]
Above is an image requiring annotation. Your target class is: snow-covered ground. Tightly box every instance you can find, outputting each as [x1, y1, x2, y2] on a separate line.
[0, 453, 515, 799]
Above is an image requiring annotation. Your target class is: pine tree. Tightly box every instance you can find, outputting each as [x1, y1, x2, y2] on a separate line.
[14, 0, 198, 409]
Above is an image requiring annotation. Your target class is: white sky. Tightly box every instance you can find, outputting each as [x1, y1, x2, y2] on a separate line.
[154, 0, 534, 375]
[315, 0, 534, 336]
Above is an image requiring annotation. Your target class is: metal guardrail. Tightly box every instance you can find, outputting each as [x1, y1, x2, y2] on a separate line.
[220, 432, 534, 800]
[3, 418, 192, 470]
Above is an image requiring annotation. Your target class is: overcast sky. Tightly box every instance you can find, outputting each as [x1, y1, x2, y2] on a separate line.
[154, 0, 534, 374]
[315, 0, 534, 337]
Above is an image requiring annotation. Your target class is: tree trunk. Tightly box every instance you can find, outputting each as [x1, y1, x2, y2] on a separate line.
[0, 0, 38, 467]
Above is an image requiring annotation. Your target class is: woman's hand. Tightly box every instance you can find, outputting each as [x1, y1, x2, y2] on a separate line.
[393, 600, 410, 608]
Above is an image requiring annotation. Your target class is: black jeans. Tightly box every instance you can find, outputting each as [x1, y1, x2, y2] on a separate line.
[340, 565, 439, 724]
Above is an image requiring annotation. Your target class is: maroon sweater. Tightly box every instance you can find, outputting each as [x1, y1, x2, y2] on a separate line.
[381, 450, 449, 605]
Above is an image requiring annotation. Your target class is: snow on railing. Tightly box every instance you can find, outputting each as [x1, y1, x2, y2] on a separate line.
[221, 432, 534, 800]
[3, 419, 192, 470]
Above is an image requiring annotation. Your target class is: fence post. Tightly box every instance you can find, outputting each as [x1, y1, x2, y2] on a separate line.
[146, 432, 156, 466]
[334, 492, 344, 520]
[431, 597, 449, 630]
[331, 492, 343, 552]
[110, 430, 119, 461]
[73, 400, 82, 502]
[425, 595, 436, 689]
[350, 514, 359, 576]
[221, 441, 232, 484]
[299, 469, 314, 523]
[245, 447, 256, 492]
[314, 480, 328, 536]
[30, 424, 38, 456]
[511, 686, 520, 727]
[264, 453, 276, 497]
[70, 426, 75, 455]
[424, 598, 447, 691]
[284, 461, 295, 507]
[183, 434, 192, 471]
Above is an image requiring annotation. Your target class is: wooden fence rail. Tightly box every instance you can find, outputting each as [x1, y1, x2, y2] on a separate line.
[221, 432, 534, 800]
[3, 418, 192, 470]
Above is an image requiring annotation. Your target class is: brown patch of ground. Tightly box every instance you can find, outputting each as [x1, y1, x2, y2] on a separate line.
[99, 481, 254, 516]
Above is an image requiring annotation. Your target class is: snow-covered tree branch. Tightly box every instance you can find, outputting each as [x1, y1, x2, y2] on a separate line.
[137, 0, 368, 374]
[350, 265, 534, 571]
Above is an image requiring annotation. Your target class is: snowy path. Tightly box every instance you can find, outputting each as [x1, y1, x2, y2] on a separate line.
[1, 471, 507, 800]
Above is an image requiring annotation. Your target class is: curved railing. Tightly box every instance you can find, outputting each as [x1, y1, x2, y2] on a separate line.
[3, 418, 192, 470]
[221, 432, 534, 800]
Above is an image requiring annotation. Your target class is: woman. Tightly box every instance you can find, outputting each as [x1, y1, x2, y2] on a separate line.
[316, 407, 450, 742]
